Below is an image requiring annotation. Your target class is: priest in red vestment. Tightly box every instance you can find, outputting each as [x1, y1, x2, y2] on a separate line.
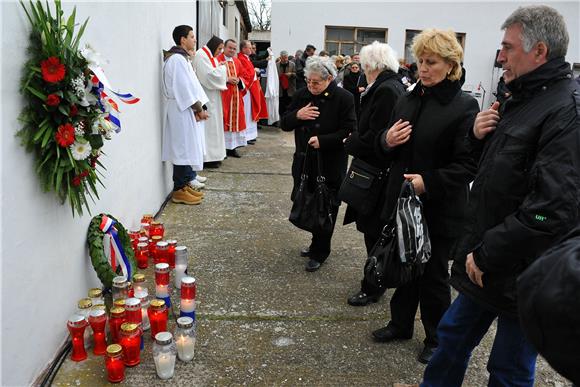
[217, 39, 248, 158]
[237, 40, 268, 143]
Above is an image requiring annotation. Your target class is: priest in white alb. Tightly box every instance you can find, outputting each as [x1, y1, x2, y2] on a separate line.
[161, 25, 209, 205]
[193, 36, 228, 170]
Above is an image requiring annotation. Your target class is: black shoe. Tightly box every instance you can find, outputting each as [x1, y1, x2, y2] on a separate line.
[347, 291, 380, 306]
[372, 325, 412, 343]
[247, 139, 256, 145]
[417, 345, 437, 364]
[226, 149, 241, 158]
[204, 161, 221, 169]
[300, 247, 311, 257]
[305, 259, 321, 272]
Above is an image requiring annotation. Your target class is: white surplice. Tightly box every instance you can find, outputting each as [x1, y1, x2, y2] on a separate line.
[243, 91, 258, 141]
[161, 54, 209, 171]
[265, 56, 280, 125]
[193, 47, 228, 163]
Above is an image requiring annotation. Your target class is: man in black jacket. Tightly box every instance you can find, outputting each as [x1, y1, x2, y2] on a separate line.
[421, 5, 580, 387]
[295, 44, 316, 91]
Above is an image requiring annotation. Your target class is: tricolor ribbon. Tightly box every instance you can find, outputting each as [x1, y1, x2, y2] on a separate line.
[100, 215, 132, 281]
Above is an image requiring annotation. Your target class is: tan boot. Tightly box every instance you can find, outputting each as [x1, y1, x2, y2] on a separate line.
[185, 184, 205, 198]
[171, 188, 202, 205]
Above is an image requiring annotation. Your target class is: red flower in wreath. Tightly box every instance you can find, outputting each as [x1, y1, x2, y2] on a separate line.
[80, 169, 90, 178]
[54, 123, 75, 147]
[72, 175, 82, 186]
[69, 104, 78, 117]
[46, 94, 60, 107]
[40, 57, 66, 83]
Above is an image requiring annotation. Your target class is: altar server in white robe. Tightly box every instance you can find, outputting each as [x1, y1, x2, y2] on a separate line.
[162, 25, 209, 205]
[193, 36, 228, 170]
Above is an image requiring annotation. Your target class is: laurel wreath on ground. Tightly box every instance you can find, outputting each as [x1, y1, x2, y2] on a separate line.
[87, 214, 137, 289]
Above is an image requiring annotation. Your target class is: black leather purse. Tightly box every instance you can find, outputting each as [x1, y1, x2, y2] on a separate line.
[289, 148, 334, 234]
[338, 158, 388, 215]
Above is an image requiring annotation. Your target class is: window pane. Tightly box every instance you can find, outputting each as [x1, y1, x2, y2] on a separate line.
[326, 42, 339, 56]
[358, 29, 386, 44]
[326, 27, 354, 41]
[341, 43, 354, 56]
[404, 30, 421, 63]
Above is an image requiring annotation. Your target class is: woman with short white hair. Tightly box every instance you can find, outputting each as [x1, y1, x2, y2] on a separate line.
[343, 41, 407, 307]
[281, 55, 356, 272]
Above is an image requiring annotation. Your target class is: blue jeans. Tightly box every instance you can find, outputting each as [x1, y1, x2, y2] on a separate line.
[172, 165, 196, 191]
[422, 293, 537, 387]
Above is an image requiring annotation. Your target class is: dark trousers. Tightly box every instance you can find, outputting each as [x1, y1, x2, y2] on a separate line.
[279, 91, 291, 117]
[308, 205, 340, 263]
[387, 235, 454, 347]
[422, 294, 537, 387]
[172, 164, 196, 192]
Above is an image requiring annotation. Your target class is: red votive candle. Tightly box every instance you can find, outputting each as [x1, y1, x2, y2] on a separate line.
[148, 299, 168, 339]
[129, 229, 141, 251]
[105, 344, 125, 383]
[149, 221, 165, 239]
[109, 307, 126, 344]
[180, 276, 197, 300]
[141, 214, 153, 225]
[155, 263, 170, 286]
[125, 298, 143, 325]
[135, 242, 149, 269]
[119, 323, 141, 366]
[67, 315, 89, 361]
[88, 309, 108, 355]
[149, 236, 162, 260]
[167, 240, 177, 269]
[155, 241, 169, 265]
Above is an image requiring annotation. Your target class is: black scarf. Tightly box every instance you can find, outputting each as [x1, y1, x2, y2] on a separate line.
[163, 46, 189, 62]
[413, 78, 461, 105]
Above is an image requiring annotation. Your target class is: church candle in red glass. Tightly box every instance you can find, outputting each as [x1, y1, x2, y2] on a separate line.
[129, 229, 141, 251]
[124, 298, 142, 326]
[135, 242, 149, 269]
[119, 323, 141, 366]
[105, 344, 125, 383]
[88, 309, 108, 355]
[67, 315, 89, 361]
[155, 241, 169, 265]
[180, 276, 196, 300]
[149, 221, 165, 239]
[167, 240, 177, 269]
[109, 307, 126, 344]
[149, 236, 162, 262]
[155, 263, 170, 286]
[141, 214, 154, 225]
[148, 299, 168, 339]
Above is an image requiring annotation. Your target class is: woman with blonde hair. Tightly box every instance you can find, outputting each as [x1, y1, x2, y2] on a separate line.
[370, 29, 479, 364]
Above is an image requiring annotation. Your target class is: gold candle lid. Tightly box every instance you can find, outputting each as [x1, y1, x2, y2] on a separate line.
[151, 235, 162, 241]
[120, 322, 138, 333]
[113, 299, 126, 307]
[151, 221, 162, 226]
[133, 273, 145, 283]
[110, 307, 125, 315]
[106, 344, 123, 356]
[150, 299, 166, 309]
[91, 304, 106, 312]
[78, 298, 93, 309]
[142, 214, 153, 220]
[88, 288, 103, 298]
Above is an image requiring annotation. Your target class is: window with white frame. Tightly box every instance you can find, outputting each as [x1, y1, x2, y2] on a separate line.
[324, 26, 388, 56]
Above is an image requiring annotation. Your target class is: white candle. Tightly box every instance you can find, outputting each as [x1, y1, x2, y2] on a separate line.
[174, 265, 187, 288]
[176, 335, 195, 361]
[141, 308, 151, 331]
[156, 284, 169, 298]
[180, 298, 195, 313]
[134, 284, 147, 295]
[154, 353, 176, 379]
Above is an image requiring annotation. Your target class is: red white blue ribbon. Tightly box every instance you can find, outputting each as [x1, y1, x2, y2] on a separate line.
[99, 215, 132, 281]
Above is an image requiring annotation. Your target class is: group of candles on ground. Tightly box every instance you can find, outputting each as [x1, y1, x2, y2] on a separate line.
[66, 214, 197, 382]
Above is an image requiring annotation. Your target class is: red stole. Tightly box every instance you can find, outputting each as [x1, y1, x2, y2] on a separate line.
[202, 46, 216, 68]
[217, 54, 246, 132]
[237, 53, 268, 121]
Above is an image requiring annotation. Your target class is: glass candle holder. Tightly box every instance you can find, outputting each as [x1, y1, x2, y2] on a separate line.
[167, 240, 177, 269]
[133, 273, 147, 295]
[174, 317, 196, 362]
[77, 298, 93, 348]
[174, 246, 188, 289]
[135, 291, 150, 331]
[67, 315, 89, 361]
[155, 242, 169, 266]
[137, 236, 149, 249]
[128, 229, 141, 251]
[153, 332, 177, 380]
[149, 236, 162, 260]
[109, 307, 126, 344]
[148, 299, 168, 339]
[180, 276, 196, 300]
[105, 344, 125, 383]
[155, 263, 170, 286]
[88, 288, 104, 306]
[112, 276, 129, 302]
[155, 284, 171, 308]
[113, 299, 126, 309]
[135, 242, 149, 269]
[140, 222, 150, 237]
[124, 298, 143, 326]
[127, 282, 134, 298]
[141, 214, 154, 225]
[149, 221, 165, 239]
[119, 323, 141, 366]
[88, 309, 108, 355]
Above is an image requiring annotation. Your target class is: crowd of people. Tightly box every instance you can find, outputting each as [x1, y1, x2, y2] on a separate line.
[162, 4, 580, 386]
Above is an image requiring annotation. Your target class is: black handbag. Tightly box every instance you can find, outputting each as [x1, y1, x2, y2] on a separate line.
[289, 148, 334, 234]
[363, 181, 427, 292]
[338, 158, 388, 214]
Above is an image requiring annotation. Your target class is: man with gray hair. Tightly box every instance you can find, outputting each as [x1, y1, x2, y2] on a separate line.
[277, 50, 296, 117]
[409, 5, 580, 387]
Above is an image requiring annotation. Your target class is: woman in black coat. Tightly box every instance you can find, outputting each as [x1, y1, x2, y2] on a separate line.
[370, 29, 479, 365]
[342, 41, 406, 306]
[342, 62, 367, 117]
[281, 56, 356, 272]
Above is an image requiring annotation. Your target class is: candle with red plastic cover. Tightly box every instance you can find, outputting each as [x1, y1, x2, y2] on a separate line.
[67, 315, 89, 361]
[155, 263, 170, 286]
[105, 344, 125, 383]
[109, 307, 126, 344]
[119, 323, 141, 366]
[88, 309, 107, 355]
[148, 299, 168, 339]
[167, 240, 177, 269]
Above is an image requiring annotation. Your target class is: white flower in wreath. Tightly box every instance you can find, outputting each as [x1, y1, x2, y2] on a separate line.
[81, 44, 108, 68]
[70, 139, 92, 161]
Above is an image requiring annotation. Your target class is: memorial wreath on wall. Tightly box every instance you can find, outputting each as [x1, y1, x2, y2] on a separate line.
[18, 0, 139, 216]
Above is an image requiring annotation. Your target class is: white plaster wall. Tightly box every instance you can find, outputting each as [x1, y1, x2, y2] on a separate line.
[0, 2, 197, 385]
[271, 1, 580, 107]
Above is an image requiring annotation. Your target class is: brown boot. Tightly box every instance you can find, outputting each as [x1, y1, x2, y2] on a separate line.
[171, 188, 202, 205]
[185, 184, 204, 198]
